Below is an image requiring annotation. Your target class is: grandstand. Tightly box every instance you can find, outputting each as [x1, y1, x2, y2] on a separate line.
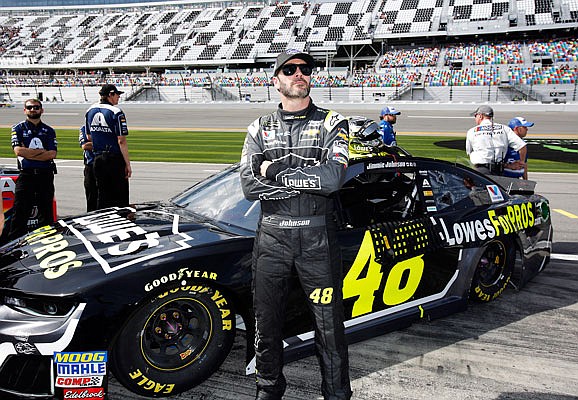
[1, 0, 577, 104]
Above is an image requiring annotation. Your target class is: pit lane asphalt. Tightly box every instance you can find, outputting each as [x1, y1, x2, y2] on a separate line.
[1, 102, 578, 136]
[1, 102, 577, 399]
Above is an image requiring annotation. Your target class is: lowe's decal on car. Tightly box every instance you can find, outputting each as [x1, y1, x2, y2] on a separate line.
[26, 226, 83, 279]
[59, 207, 193, 274]
[436, 202, 535, 246]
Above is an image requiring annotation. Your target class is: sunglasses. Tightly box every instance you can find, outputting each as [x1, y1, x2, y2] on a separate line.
[281, 64, 313, 77]
[25, 105, 41, 110]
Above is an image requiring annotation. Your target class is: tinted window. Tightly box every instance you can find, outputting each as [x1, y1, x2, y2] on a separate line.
[427, 169, 494, 211]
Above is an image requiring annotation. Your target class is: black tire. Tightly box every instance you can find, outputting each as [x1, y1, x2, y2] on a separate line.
[470, 238, 515, 302]
[110, 285, 235, 398]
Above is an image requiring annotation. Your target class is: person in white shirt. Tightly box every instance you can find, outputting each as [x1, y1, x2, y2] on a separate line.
[465, 105, 527, 175]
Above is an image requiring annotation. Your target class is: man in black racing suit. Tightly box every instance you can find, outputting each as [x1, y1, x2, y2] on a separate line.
[240, 49, 351, 400]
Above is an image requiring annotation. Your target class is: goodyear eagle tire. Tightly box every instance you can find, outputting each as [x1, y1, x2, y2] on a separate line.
[470, 238, 515, 302]
[110, 285, 235, 398]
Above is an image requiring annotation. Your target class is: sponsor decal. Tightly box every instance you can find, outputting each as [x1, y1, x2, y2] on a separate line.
[437, 202, 535, 246]
[302, 128, 320, 138]
[25, 226, 82, 280]
[422, 178, 431, 188]
[55, 352, 107, 363]
[129, 369, 175, 395]
[366, 161, 416, 170]
[423, 190, 433, 197]
[14, 342, 39, 355]
[59, 208, 193, 274]
[426, 206, 438, 212]
[55, 376, 103, 388]
[325, 111, 343, 131]
[486, 184, 504, 203]
[158, 286, 232, 331]
[62, 388, 105, 399]
[282, 170, 321, 190]
[57, 363, 106, 377]
[262, 130, 276, 140]
[144, 268, 218, 292]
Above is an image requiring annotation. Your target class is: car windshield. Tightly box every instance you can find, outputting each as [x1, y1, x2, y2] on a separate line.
[171, 165, 260, 231]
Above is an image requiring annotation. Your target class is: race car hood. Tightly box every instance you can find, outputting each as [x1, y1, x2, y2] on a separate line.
[0, 204, 243, 296]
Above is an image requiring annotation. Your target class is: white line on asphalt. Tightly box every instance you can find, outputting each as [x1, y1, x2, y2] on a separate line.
[551, 253, 578, 261]
[407, 116, 471, 119]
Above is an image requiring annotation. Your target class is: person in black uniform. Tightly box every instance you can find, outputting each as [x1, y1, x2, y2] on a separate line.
[9, 98, 57, 240]
[85, 84, 132, 209]
[240, 50, 351, 400]
[78, 125, 97, 212]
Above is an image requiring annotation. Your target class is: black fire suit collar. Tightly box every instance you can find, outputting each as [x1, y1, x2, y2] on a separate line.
[277, 99, 314, 121]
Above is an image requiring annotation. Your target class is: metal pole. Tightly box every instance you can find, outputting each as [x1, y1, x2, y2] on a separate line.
[395, 67, 398, 99]
[264, 70, 271, 101]
[235, 71, 242, 100]
[572, 67, 578, 101]
[178, 72, 187, 101]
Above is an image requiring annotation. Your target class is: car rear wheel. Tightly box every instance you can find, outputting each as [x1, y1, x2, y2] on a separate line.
[110, 285, 235, 398]
[470, 238, 515, 302]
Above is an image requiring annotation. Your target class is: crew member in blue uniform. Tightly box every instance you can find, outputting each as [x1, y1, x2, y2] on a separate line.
[9, 98, 57, 240]
[379, 105, 401, 146]
[502, 117, 534, 179]
[79, 125, 97, 211]
[85, 84, 132, 209]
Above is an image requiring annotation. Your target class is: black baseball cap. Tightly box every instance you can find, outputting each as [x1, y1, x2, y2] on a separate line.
[273, 49, 315, 76]
[99, 84, 124, 96]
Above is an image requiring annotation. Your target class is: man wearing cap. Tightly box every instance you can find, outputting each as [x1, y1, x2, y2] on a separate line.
[379, 105, 401, 146]
[85, 84, 131, 209]
[465, 105, 526, 175]
[240, 49, 351, 400]
[503, 117, 534, 179]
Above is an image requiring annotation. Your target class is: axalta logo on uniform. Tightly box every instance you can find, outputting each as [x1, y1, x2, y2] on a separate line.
[437, 202, 535, 245]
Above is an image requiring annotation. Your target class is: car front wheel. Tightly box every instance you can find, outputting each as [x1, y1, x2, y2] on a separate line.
[110, 285, 235, 398]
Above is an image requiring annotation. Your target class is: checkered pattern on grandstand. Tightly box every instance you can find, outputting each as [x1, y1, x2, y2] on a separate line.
[1, 0, 577, 67]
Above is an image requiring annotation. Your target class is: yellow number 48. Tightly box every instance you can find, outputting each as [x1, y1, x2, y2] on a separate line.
[309, 287, 334, 304]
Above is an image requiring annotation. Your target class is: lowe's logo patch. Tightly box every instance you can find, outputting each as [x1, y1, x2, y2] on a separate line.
[282, 170, 321, 190]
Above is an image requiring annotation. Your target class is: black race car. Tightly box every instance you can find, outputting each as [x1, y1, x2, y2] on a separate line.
[0, 153, 552, 398]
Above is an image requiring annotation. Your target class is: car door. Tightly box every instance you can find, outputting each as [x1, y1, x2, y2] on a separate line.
[336, 158, 494, 331]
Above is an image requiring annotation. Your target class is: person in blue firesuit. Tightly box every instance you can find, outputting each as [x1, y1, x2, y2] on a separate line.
[9, 98, 57, 240]
[240, 49, 351, 400]
[85, 84, 131, 209]
[379, 105, 401, 146]
[78, 125, 97, 211]
[502, 117, 534, 180]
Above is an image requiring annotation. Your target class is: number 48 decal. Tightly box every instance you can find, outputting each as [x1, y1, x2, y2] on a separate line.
[343, 230, 425, 318]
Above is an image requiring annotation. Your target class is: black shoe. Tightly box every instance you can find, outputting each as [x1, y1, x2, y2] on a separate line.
[255, 388, 284, 400]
